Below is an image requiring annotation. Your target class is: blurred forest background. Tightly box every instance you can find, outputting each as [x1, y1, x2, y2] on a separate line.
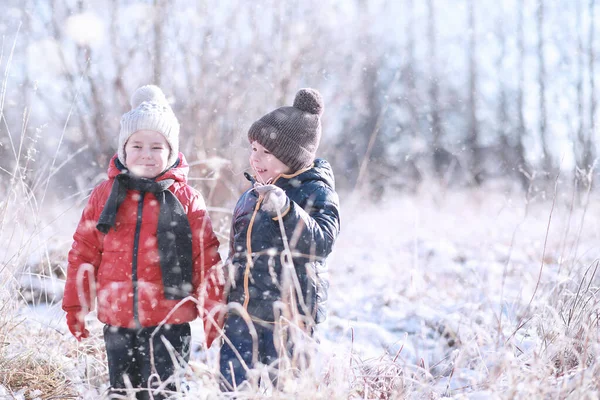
[5, 3, 600, 398]
[0, 0, 598, 207]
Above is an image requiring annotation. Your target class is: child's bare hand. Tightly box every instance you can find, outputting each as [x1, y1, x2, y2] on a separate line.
[254, 184, 289, 216]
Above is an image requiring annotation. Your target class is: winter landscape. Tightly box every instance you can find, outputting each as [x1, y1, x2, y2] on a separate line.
[4, 182, 600, 399]
[2, 0, 600, 399]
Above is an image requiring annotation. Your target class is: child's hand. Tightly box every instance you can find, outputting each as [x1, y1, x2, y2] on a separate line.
[66, 311, 90, 341]
[254, 184, 289, 216]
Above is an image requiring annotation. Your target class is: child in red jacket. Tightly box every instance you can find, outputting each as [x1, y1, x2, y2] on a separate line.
[62, 85, 223, 399]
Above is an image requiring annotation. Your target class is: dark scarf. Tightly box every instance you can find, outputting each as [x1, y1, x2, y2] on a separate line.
[96, 172, 193, 300]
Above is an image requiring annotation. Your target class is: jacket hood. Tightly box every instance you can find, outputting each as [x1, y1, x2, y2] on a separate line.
[276, 158, 336, 190]
[106, 152, 190, 183]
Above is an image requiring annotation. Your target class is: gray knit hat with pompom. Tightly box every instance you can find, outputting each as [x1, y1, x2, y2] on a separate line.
[248, 88, 324, 172]
[119, 85, 180, 167]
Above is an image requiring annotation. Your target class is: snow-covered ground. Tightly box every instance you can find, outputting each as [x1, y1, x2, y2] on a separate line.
[321, 186, 600, 396]
[3, 184, 600, 398]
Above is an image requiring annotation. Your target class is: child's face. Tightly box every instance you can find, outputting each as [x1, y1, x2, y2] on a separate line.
[124, 130, 170, 178]
[249, 141, 291, 184]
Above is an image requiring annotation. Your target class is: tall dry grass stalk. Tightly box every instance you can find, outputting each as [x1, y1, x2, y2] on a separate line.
[0, 27, 106, 398]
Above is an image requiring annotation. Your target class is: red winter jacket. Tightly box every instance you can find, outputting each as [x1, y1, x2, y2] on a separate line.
[62, 154, 223, 346]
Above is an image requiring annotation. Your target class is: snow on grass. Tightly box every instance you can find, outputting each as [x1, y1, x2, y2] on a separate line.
[3, 183, 600, 398]
[321, 184, 600, 397]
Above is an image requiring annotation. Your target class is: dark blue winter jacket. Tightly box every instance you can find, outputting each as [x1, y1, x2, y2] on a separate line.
[226, 159, 340, 323]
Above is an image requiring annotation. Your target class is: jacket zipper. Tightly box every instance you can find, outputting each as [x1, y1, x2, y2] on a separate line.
[243, 195, 263, 310]
[132, 191, 145, 328]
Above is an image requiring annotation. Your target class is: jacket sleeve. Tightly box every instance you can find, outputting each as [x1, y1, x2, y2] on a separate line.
[188, 192, 224, 347]
[62, 186, 106, 314]
[275, 184, 341, 260]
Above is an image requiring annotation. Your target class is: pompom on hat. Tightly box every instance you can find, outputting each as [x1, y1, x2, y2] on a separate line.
[248, 88, 324, 172]
[118, 85, 180, 167]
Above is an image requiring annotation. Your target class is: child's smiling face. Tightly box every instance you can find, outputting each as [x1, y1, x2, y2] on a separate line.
[124, 130, 170, 178]
[249, 141, 291, 184]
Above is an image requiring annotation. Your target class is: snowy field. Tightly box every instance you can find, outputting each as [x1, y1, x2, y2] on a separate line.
[2, 183, 600, 399]
[322, 186, 600, 398]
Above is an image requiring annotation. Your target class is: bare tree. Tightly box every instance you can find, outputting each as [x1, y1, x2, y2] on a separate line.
[516, 0, 530, 189]
[109, 0, 134, 108]
[20, 0, 32, 112]
[153, 0, 165, 86]
[350, 0, 387, 196]
[403, 0, 419, 138]
[586, 0, 597, 172]
[427, 0, 445, 177]
[496, 2, 510, 171]
[572, 0, 595, 190]
[467, 0, 481, 184]
[45, 0, 100, 165]
[537, 0, 552, 175]
[575, 0, 585, 175]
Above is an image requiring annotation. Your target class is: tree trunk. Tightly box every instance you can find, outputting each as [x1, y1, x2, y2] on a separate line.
[516, 0, 530, 190]
[404, 0, 419, 137]
[586, 0, 597, 172]
[153, 0, 164, 85]
[467, 0, 481, 184]
[537, 1, 552, 175]
[427, 0, 444, 177]
[496, 2, 511, 175]
[110, 0, 129, 110]
[576, 0, 585, 174]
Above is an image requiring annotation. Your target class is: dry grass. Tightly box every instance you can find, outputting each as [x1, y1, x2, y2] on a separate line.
[3, 182, 600, 399]
[3, 188, 600, 399]
[0, 351, 78, 399]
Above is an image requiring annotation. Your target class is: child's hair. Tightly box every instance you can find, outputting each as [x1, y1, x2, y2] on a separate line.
[248, 88, 324, 171]
[118, 85, 180, 167]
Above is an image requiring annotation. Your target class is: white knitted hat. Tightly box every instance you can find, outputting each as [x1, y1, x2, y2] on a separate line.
[118, 85, 180, 167]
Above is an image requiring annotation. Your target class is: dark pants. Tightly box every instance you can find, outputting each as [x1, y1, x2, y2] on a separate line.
[219, 313, 313, 391]
[103, 323, 191, 400]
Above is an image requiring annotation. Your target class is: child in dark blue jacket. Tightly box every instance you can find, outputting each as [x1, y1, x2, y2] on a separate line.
[219, 88, 341, 390]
